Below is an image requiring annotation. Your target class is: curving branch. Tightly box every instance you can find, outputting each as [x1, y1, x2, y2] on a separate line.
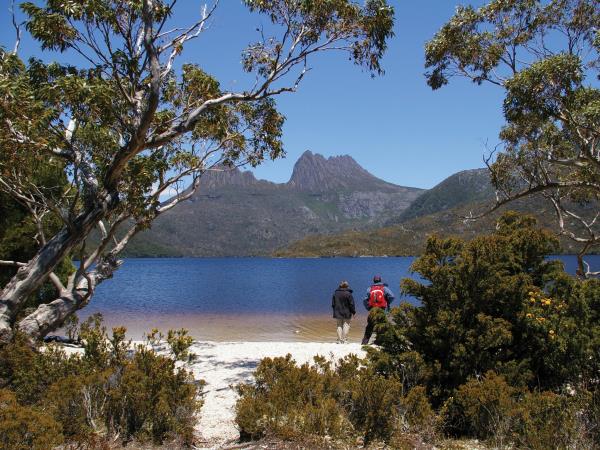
[1, 0, 395, 342]
[159, 2, 219, 77]
[10, 0, 23, 55]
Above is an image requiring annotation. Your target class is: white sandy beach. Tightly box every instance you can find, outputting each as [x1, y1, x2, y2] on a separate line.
[187, 341, 365, 449]
[55, 339, 365, 448]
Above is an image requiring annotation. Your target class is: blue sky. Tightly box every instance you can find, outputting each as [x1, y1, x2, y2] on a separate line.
[1, 0, 504, 189]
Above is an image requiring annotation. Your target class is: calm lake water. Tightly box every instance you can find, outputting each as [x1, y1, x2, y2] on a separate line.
[81, 255, 600, 342]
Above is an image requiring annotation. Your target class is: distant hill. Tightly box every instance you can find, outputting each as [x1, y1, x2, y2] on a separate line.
[395, 168, 495, 222]
[274, 169, 589, 257]
[124, 151, 424, 257]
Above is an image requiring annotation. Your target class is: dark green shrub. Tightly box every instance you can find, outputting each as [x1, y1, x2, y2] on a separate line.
[43, 370, 111, 440]
[79, 313, 110, 367]
[590, 388, 600, 446]
[442, 372, 595, 448]
[166, 328, 195, 361]
[236, 354, 437, 446]
[0, 319, 202, 447]
[236, 354, 350, 441]
[374, 213, 600, 405]
[401, 386, 436, 432]
[344, 369, 404, 444]
[368, 346, 430, 397]
[513, 390, 585, 450]
[105, 344, 200, 444]
[0, 333, 81, 405]
[0, 388, 63, 450]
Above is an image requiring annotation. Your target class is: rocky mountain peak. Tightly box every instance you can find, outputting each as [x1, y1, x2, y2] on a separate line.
[287, 150, 383, 192]
[199, 166, 260, 190]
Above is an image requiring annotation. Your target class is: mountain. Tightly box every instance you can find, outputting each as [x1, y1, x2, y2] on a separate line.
[274, 168, 588, 257]
[124, 151, 424, 257]
[396, 168, 495, 222]
[287, 151, 402, 192]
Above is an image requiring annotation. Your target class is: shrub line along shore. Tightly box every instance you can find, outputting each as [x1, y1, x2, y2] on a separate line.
[59, 339, 366, 448]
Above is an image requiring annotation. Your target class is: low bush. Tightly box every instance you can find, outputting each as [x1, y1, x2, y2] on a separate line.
[400, 386, 437, 436]
[0, 388, 63, 450]
[589, 388, 600, 444]
[106, 344, 200, 444]
[236, 354, 350, 441]
[442, 371, 519, 444]
[43, 371, 110, 440]
[0, 315, 202, 447]
[166, 328, 195, 361]
[513, 390, 587, 450]
[442, 371, 597, 448]
[235, 354, 438, 446]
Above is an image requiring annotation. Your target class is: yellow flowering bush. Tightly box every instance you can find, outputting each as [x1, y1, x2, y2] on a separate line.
[373, 213, 600, 401]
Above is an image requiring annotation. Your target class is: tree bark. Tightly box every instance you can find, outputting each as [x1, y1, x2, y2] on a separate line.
[0, 197, 115, 342]
[17, 291, 82, 341]
[14, 225, 130, 340]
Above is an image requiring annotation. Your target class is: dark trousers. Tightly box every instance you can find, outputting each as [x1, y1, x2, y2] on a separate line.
[361, 314, 376, 345]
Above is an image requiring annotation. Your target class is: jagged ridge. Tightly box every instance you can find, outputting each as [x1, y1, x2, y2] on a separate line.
[126, 151, 423, 257]
[287, 150, 400, 192]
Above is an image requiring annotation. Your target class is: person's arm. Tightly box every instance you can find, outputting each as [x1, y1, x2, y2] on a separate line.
[349, 293, 356, 316]
[363, 287, 371, 310]
[332, 294, 336, 310]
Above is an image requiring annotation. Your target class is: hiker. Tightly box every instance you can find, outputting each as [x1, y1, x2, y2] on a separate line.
[332, 280, 356, 343]
[361, 275, 395, 345]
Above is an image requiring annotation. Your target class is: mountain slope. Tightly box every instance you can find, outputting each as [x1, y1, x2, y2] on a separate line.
[274, 168, 590, 257]
[274, 197, 585, 257]
[397, 168, 494, 222]
[125, 152, 424, 257]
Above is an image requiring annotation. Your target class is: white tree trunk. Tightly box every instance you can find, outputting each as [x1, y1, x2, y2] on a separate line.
[0, 200, 113, 342]
[17, 292, 81, 341]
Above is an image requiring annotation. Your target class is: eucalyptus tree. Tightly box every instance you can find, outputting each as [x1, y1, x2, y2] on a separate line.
[0, 0, 394, 342]
[425, 0, 600, 275]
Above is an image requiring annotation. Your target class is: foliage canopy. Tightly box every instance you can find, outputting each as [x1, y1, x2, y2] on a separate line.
[425, 0, 600, 275]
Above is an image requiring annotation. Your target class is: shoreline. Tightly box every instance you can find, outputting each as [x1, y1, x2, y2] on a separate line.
[75, 311, 373, 342]
[115, 252, 598, 259]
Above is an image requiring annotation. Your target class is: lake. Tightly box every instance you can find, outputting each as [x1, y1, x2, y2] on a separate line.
[81, 255, 599, 342]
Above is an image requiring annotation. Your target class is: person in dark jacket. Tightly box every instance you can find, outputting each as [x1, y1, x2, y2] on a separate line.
[361, 275, 395, 345]
[332, 280, 356, 343]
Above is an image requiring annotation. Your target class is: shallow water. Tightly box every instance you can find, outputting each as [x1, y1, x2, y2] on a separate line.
[93, 312, 368, 343]
[81, 255, 599, 341]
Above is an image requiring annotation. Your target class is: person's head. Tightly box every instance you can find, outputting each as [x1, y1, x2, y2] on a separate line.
[373, 275, 382, 283]
[339, 280, 349, 289]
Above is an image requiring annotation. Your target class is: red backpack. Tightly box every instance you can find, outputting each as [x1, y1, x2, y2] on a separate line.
[368, 284, 387, 309]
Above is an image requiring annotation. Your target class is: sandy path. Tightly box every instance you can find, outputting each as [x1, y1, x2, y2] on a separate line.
[188, 341, 365, 449]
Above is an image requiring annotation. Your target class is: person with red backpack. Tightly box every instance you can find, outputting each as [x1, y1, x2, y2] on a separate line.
[361, 275, 395, 345]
